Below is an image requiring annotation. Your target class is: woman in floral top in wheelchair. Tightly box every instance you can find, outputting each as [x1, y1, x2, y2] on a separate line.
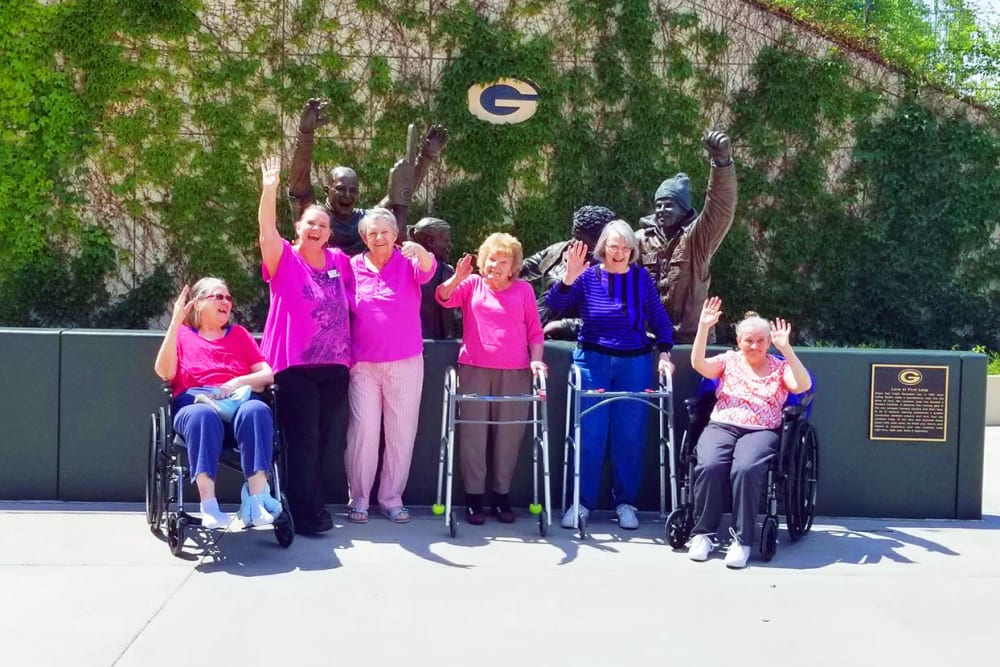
[686, 296, 812, 569]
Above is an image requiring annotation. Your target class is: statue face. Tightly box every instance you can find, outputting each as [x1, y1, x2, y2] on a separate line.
[324, 169, 359, 219]
[418, 227, 453, 263]
[654, 198, 685, 231]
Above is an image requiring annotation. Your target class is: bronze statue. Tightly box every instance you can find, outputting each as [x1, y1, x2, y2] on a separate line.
[409, 217, 459, 339]
[288, 98, 449, 256]
[520, 205, 616, 340]
[637, 130, 737, 343]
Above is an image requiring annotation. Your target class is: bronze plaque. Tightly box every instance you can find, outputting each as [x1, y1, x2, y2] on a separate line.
[869, 364, 949, 442]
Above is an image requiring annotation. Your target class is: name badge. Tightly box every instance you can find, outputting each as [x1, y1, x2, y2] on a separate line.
[327, 269, 340, 279]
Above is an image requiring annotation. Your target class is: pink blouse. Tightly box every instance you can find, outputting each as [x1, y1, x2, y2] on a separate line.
[710, 351, 789, 429]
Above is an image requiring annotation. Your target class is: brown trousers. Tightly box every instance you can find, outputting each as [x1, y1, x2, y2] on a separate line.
[457, 365, 532, 495]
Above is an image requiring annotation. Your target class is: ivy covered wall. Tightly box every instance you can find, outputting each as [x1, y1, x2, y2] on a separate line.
[1, 0, 998, 349]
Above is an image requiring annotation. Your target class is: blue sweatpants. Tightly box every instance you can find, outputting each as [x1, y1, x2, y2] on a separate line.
[572, 347, 653, 509]
[172, 396, 274, 481]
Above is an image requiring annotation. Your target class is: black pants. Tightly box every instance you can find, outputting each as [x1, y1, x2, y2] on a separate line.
[276, 364, 349, 522]
[692, 422, 778, 545]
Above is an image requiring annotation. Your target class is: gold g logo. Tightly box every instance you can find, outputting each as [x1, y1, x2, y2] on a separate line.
[898, 369, 923, 385]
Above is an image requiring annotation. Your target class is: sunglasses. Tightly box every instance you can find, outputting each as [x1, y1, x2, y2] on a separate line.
[201, 293, 234, 303]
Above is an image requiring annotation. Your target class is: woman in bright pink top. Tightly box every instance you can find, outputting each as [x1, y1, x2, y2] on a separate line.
[153, 277, 277, 530]
[258, 156, 354, 535]
[686, 297, 812, 569]
[436, 232, 546, 525]
[345, 208, 435, 525]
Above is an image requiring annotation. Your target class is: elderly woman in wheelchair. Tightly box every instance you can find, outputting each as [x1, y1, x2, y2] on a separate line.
[153, 277, 281, 530]
[686, 297, 812, 568]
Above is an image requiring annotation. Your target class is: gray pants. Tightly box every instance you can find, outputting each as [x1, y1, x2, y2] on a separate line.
[692, 422, 779, 545]
[457, 365, 532, 495]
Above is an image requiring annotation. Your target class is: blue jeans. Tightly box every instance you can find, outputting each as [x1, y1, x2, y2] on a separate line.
[173, 396, 274, 481]
[572, 347, 653, 509]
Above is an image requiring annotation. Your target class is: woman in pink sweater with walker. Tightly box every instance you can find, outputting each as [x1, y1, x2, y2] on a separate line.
[436, 232, 546, 525]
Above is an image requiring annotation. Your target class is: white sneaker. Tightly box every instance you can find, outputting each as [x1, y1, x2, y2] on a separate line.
[725, 527, 751, 569]
[687, 533, 714, 561]
[615, 503, 639, 530]
[561, 505, 590, 529]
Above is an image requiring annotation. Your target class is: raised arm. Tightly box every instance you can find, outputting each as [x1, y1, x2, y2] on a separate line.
[771, 318, 812, 393]
[435, 253, 473, 304]
[259, 156, 284, 278]
[689, 130, 737, 267]
[287, 98, 327, 219]
[385, 123, 450, 238]
[153, 286, 194, 382]
[691, 296, 724, 380]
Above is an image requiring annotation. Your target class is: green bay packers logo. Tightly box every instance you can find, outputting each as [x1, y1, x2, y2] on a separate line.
[898, 369, 923, 385]
[468, 78, 539, 124]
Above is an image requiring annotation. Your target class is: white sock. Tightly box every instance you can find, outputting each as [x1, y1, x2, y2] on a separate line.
[200, 498, 230, 529]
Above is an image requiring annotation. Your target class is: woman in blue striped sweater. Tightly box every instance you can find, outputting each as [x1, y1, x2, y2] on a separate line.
[547, 219, 675, 530]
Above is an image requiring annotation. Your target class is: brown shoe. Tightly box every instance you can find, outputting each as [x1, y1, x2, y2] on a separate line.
[466, 494, 486, 526]
[493, 493, 515, 524]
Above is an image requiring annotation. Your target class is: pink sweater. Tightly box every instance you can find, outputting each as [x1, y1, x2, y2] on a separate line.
[350, 248, 436, 363]
[436, 275, 543, 369]
[260, 239, 354, 373]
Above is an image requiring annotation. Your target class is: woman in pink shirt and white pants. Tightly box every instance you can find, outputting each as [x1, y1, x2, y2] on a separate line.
[436, 233, 546, 525]
[346, 208, 436, 524]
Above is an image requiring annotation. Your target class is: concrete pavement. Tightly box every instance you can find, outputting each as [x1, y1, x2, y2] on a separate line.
[2, 430, 998, 666]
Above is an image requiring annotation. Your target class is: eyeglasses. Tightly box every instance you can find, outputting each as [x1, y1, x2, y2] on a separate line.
[606, 244, 631, 253]
[201, 293, 233, 303]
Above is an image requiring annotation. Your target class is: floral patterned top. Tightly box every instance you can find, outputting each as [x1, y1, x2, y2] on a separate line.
[710, 350, 789, 429]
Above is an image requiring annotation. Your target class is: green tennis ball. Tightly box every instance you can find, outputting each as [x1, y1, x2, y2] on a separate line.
[431, 504, 445, 516]
[528, 503, 542, 515]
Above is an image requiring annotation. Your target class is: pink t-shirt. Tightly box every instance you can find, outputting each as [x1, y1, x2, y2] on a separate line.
[170, 324, 265, 397]
[350, 248, 436, 363]
[436, 275, 543, 369]
[260, 239, 354, 373]
[711, 351, 790, 429]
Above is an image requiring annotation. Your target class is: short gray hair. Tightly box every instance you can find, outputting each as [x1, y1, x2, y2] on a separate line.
[593, 219, 640, 264]
[358, 207, 397, 238]
[736, 311, 771, 340]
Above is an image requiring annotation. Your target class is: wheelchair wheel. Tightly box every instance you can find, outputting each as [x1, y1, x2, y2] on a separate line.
[796, 423, 819, 536]
[273, 496, 294, 548]
[167, 515, 185, 557]
[665, 507, 693, 549]
[146, 409, 168, 531]
[785, 422, 819, 542]
[759, 515, 778, 562]
[538, 509, 548, 538]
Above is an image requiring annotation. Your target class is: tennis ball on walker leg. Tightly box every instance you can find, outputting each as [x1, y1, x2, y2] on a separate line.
[529, 503, 542, 515]
[431, 504, 445, 515]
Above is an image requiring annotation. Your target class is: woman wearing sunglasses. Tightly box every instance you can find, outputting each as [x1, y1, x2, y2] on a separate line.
[154, 278, 278, 530]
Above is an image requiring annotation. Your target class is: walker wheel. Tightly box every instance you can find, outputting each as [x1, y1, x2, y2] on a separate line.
[538, 509, 548, 538]
[449, 510, 457, 538]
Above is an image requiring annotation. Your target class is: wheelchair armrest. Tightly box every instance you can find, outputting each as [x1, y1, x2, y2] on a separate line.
[783, 404, 806, 421]
[684, 394, 717, 419]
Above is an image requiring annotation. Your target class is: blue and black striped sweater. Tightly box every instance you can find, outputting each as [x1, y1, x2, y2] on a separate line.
[546, 264, 674, 356]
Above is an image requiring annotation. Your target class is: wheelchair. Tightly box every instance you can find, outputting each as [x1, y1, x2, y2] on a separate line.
[432, 366, 552, 538]
[664, 376, 818, 562]
[145, 383, 294, 556]
[562, 365, 675, 539]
